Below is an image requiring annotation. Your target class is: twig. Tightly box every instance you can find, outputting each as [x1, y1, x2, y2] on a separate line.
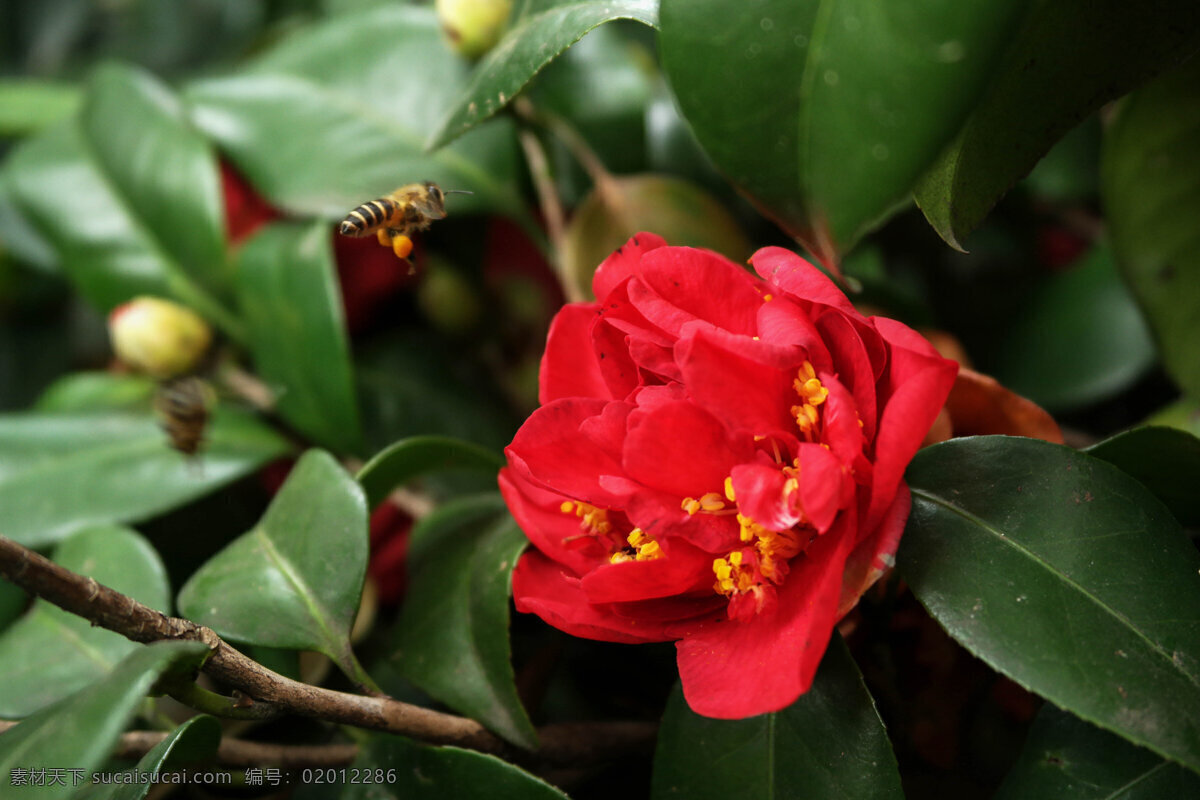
[0, 535, 656, 766]
[0, 721, 359, 768]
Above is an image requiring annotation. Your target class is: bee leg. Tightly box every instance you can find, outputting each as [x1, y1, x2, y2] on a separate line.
[375, 230, 392, 247]
[391, 234, 414, 260]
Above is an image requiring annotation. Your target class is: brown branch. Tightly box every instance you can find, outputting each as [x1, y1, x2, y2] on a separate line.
[0, 535, 655, 766]
[0, 721, 359, 768]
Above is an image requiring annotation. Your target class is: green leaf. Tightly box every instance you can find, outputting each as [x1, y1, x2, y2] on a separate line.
[979, 243, 1156, 412]
[357, 436, 505, 508]
[177, 450, 372, 686]
[236, 222, 361, 454]
[35, 373, 156, 413]
[900, 436, 1200, 774]
[83, 63, 229, 300]
[562, 174, 752, 300]
[1146, 399, 1200, 440]
[916, 2, 1200, 250]
[651, 634, 903, 800]
[996, 704, 1200, 799]
[1086, 426, 1200, 528]
[95, 715, 222, 800]
[0, 79, 81, 137]
[0, 408, 291, 548]
[0, 641, 210, 800]
[393, 496, 537, 750]
[3, 74, 241, 338]
[428, 0, 658, 150]
[185, 6, 523, 221]
[341, 735, 569, 800]
[0, 525, 170, 718]
[659, 0, 1027, 266]
[1103, 56, 1200, 401]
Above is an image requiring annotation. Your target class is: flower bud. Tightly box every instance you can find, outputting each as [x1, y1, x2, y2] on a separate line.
[437, 0, 513, 59]
[108, 296, 212, 378]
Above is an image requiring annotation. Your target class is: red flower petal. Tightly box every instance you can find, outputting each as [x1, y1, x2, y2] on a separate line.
[499, 468, 610, 575]
[795, 442, 853, 534]
[513, 550, 672, 643]
[581, 539, 714, 603]
[816, 311, 880, 441]
[673, 508, 858, 718]
[623, 401, 750, 499]
[635, 247, 765, 336]
[539, 304, 610, 404]
[730, 462, 802, 531]
[756, 296, 833, 372]
[750, 247, 857, 315]
[592, 232, 668, 300]
[839, 483, 909, 616]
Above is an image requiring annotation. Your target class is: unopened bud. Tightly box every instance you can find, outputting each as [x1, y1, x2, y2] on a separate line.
[108, 297, 212, 378]
[437, 0, 513, 59]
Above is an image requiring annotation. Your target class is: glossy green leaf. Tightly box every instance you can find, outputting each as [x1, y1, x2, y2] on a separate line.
[177, 450, 372, 685]
[1147, 399, 1200, 440]
[236, 222, 361, 454]
[96, 715, 222, 800]
[0, 408, 291, 548]
[3, 76, 241, 338]
[651, 634, 903, 800]
[342, 734, 568, 800]
[1086, 426, 1200, 528]
[35, 373, 156, 413]
[659, 0, 1027, 266]
[917, 2, 1200, 250]
[0, 641, 210, 800]
[185, 6, 522, 221]
[980, 243, 1156, 412]
[83, 63, 228, 299]
[996, 704, 1200, 800]
[357, 436, 505, 508]
[1103, 56, 1200, 400]
[429, 0, 658, 150]
[0, 525, 170, 718]
[393, 495, 536, 749]
[900, 436, 1200, 773]
[563, 174, 752, 300]
[0, 80, 81, 137]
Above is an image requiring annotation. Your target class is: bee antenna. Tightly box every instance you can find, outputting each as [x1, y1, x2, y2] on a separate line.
[442, 189, 474, 196]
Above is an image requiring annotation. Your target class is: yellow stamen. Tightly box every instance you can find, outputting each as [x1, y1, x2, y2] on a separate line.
[724, 476, 736, 502]
[561, 500, 611, 535]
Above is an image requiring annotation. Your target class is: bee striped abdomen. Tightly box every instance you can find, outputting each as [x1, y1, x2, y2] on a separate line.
[339, 197, 398, 236]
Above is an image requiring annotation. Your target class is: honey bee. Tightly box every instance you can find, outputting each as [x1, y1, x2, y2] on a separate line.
[338, 181, 472, 263]
[154, 376, 216, 457]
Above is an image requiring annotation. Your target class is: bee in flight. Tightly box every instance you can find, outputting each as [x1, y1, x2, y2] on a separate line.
[154, 376, 216, 458]
[338, 181, 472, 265]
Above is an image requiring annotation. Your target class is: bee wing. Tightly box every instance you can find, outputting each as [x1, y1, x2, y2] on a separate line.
[409, 195, 447, 221]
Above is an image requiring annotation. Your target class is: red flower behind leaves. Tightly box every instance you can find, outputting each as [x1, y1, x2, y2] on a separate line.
[501, 234, 957, 719]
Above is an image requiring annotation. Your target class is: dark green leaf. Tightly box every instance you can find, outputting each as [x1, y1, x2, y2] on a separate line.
[917, 2, 1200, 250]
[35, 373, 155, 413]
[236, 222, 361, 454]
[980, 243, 1156, 412]
[0, 641, 210, 800]
[0, 80, 81, 137]
[660, 0, 1026, 266]
[900, 436, 1200, 773]
[185, 6, 523, 221]
[1086, 426, 1200, 528]
[177, 450, 372, 685]
[1103, 56, 1200, 400]
[0, 525, 170, 718]
[0, 408, 291, 548]
[429, 0, 658, 150]
[1146, 400, 1200, 441]
[96, 715, 222, 800]
[342, 734, 568, 800]
[996, 704, 1200, 799]
[357, 436, 505, 508]
[651, 634, 903, 800]
[83, 63, 228, 300]
[393, 496, 537, 750]
[3, 78, 241, 338]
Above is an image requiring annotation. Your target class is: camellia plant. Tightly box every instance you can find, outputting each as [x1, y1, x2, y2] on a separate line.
[0, 1, 1198, 799]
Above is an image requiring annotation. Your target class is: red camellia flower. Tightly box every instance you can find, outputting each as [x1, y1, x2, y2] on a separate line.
[500, 234, 958, 719]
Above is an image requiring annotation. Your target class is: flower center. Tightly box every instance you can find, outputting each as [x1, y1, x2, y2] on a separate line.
[790, 361, 827, 439]
[609, 528, 663, 563]
[560, 500, 612, 536]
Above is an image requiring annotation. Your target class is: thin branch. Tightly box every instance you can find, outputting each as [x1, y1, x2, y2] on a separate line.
[0, 535, 655, 766]
[0, 721, 359, 768]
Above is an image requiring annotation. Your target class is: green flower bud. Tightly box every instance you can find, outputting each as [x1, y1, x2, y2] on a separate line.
[437, 0, 513, 59]
[108, 296, 212, 378]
